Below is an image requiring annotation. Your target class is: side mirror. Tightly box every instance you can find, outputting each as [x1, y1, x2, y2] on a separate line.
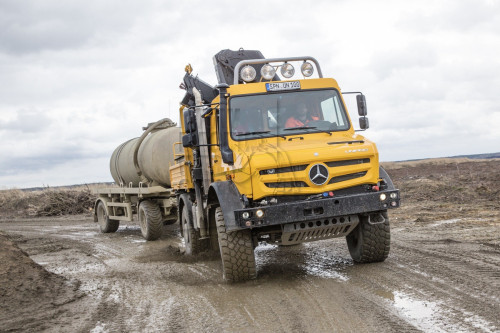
[359, 117, 369, 130]
[182, 132, 198, 148]
[183, 108, 197, 133]
[356, 94, 367, 116]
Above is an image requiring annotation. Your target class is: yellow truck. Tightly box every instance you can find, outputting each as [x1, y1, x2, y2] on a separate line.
[94, 49, 400, 282]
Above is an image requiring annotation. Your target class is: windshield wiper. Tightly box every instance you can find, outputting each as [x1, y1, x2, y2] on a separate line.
[283, 126, 332, 136]
[235, 130, 271, 136]
[283, 126, 317, 131]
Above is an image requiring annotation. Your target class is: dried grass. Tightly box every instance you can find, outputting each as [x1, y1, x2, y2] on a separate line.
[0, 186, 97, 218]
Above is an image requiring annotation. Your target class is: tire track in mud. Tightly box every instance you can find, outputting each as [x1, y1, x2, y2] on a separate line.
[384, 224, 500, 332]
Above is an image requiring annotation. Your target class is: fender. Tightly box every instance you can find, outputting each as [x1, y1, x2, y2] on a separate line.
[379, 166, 395, 190]
[207, 181, 245, 231]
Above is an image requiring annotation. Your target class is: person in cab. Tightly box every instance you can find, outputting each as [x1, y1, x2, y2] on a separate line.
[285, 103, 319, 128]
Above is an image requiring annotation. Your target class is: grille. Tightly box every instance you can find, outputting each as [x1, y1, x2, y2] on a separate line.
[259, 164, 308, 175]
[325, 158, 370, 167]
[328, 171, 367, 184]
[265, 181, 309, 188]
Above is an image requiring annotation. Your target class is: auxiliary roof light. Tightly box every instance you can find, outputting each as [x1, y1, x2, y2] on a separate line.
[260, 64, 276, 81]
[281, 62, 295, 78]
[301, 61, 314, 77]
[240, 65, 257, 82]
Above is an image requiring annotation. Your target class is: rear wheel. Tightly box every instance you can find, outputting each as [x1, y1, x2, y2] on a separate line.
[181, 205, 205, 255]
[346, 212, 390, 263]
[215, 207, 256, 282]
[138, 201, 163, 241]
[96, 201, 119, 233]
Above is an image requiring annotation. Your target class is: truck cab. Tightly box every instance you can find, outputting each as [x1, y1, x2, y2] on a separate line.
[172, 49, 400, 282]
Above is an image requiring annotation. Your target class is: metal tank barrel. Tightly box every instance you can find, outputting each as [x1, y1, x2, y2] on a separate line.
[109, 119, 182, 187]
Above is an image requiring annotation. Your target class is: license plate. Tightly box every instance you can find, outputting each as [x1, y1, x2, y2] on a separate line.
[266, 81, 301, 92]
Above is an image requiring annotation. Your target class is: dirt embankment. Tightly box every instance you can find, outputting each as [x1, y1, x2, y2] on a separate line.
[0, 231, 82, 332]
[0, 158, 499, 332]
[383, 158, 500, 223]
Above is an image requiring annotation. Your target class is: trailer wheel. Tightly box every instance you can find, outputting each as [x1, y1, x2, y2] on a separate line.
[346, 211, 390, 263]
[215, 207, 256, 282]
[181, 205, 205, 255]
[138, 201, 163, 241]
[96, 201, 119, 233]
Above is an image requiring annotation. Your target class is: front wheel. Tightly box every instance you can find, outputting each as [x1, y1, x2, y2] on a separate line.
[346, 212, 390, 263]
[96, 201, 119, 233]
[215, 207, 256, 282]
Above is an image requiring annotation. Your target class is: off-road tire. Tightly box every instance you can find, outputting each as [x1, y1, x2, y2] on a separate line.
[215, 207, 256, 282]
[96, 201, 119, 233]
[208, 209, 220, 253]
[181, 205, 205, 255]
[346, 211, 390, 263]
[138, 201, 163, 241]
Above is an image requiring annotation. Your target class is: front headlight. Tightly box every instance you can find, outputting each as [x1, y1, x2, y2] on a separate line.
[379, 193, 387, 201]
[260, 64, 276, 80]
[255, 209, 264, 218]
[301, 61, 314, 77]
[240, 65, 256, 82]
[281, 62, 295, 78]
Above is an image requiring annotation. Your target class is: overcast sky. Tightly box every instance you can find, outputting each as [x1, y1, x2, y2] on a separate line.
[1, 0, 499, 188]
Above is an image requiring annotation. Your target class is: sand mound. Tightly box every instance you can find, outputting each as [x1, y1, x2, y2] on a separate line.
[0, 232, 81, 332]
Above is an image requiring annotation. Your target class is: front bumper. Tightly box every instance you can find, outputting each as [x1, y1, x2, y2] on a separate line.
[233, 189, 400, 230]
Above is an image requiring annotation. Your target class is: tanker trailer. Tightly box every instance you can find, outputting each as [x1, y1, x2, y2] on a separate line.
[94, 118, 181, 241]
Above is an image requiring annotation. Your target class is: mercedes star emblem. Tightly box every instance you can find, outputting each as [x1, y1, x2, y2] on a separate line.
[309, 164, 329, 185]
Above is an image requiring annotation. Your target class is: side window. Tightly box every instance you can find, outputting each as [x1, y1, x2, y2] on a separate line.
[333, 96, 346, 127]
[321, 98, 336, 123]
[321, 96, 346, 127]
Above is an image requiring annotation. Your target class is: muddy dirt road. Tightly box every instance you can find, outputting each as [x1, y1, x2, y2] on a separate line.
[1, 159, 500, 332]
[1, 210, 499, 332]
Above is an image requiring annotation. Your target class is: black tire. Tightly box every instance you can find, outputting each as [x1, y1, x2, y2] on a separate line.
[215, 207, 256, 282]
[96, 201, 119, 233]
[138, 201, 163, 241]
[346, 211, 390, 263]
[208, 208, 220, 253]
[181, 205, 205, 255]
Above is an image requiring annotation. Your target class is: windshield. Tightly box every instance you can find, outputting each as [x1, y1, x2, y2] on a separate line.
[229, 89, 350, 140]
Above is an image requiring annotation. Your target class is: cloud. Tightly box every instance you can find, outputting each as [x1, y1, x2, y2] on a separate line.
[0, 0, 499, 188]
[0, 108, 52, 133]
[398, 0, 500, 34]
[369, 42, 438, 80]
[0, 0, 157, 54]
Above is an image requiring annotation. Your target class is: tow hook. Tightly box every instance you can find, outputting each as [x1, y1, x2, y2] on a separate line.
[367, 212, 386, 225]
